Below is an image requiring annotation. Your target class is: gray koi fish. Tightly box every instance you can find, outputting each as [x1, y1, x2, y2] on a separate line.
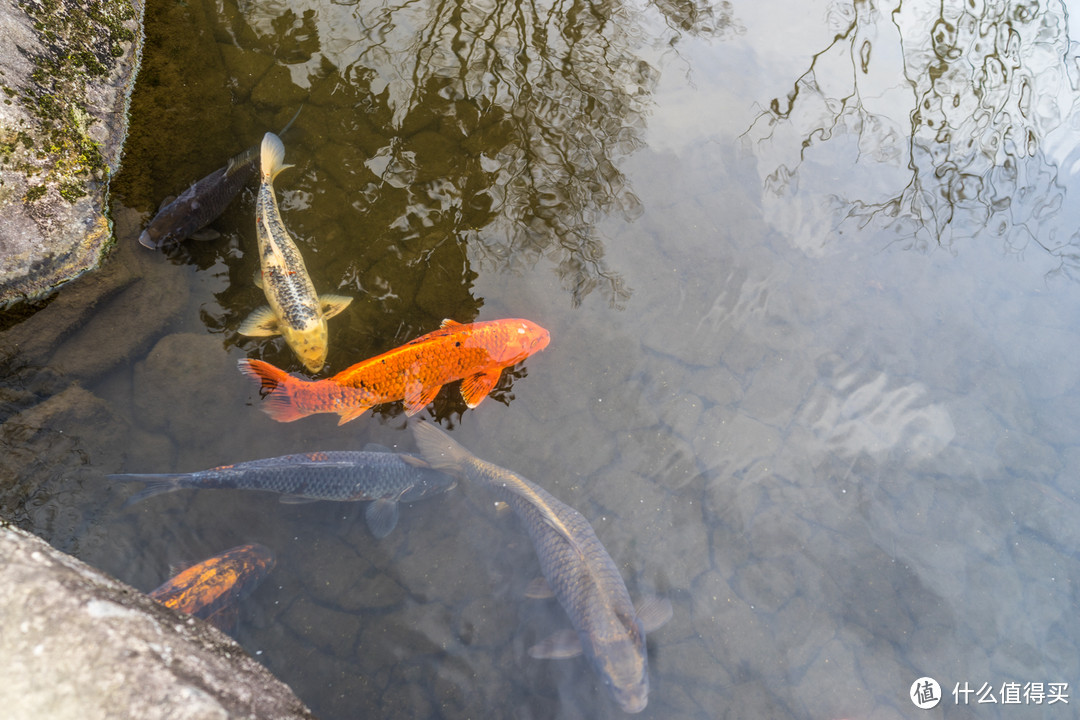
[410, 421, 672, 714]
[139, 109, 301, 249]
[238, 131, 351, 373]
[111, 446, 456, 538]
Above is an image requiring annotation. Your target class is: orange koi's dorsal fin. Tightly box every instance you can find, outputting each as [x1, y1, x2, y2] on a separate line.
[403, 380, 443, 416]
[439, 318, 464, 329]
[460, 369, 502, 408]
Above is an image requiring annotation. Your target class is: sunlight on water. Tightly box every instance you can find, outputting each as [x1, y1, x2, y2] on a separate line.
[3, 0, 1080, 717]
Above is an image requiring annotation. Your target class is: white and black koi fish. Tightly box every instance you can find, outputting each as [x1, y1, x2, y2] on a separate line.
[238, 131, 351, 373]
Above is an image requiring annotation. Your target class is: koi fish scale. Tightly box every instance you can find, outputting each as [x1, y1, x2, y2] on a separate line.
[238, 317, 550, 424]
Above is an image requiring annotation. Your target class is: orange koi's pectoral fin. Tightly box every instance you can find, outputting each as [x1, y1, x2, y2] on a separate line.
[439, 318, 464, 328]
[336, 404, 373, 426]
[403, 381, 443, 417]
[238, 306, 281, 337]
[460, 369, 502, 409]
[528, 629, 583, 660]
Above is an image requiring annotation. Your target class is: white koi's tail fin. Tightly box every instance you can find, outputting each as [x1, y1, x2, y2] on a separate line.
[410, 420, 474, 475]
[260, 132, 293, 182]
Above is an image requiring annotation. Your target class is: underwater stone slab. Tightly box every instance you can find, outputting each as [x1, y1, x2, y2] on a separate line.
[1, 220, 189, 382]
[0, 523, 315, 720]
[0, 0, 144, 305]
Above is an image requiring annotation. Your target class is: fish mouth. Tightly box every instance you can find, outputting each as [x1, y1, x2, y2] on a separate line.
[617, 692, 648, 714]
[610, 681, 648, 714]
[138, 230, 159, 249]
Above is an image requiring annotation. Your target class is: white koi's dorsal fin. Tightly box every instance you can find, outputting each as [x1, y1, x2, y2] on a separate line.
[635, 597, 674, 633]
[260, 132, 294, 181]
[238, 306, 282, 337]
[319, 294, 353, 319]
[460, 369, 502, 409]
[439, 318, 463, 328]
[528, 629, 583, 660]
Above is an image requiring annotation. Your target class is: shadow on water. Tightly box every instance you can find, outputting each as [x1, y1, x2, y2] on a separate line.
[743, 0, 1080, 274]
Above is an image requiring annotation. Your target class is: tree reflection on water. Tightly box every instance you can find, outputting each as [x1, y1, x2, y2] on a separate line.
[744, 0, 1080, 276]
[227, 0, 669, 308]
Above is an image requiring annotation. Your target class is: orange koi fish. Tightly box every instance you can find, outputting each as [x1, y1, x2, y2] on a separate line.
[238, 318, 550, 425]
[148, 543, 275, 632]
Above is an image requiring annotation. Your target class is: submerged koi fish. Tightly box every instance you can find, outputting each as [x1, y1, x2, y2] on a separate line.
[410, 421, 672, 714]
[111, 446, 455, 538]
[238, 317, 550, 425]
[139, 109, 301, 249]
[238, 132, 352, 373]
[148, 543, 275, 633]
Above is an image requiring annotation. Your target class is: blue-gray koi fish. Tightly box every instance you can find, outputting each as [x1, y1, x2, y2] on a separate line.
[138, 109, 301, 249]
[111, 446, 455, 538]
[410, 421, 672, 714]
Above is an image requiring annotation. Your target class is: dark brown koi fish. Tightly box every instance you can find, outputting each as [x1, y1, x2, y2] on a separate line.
[138, 108, 301, 249]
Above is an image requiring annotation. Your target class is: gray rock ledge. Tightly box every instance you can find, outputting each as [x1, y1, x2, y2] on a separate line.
[0, 0, 144, 306]
[0, 523, 317, 720]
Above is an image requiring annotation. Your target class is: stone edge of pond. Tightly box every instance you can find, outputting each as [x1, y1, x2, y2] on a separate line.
[0, 0, 145, 307]
[0, 521, 318, 720]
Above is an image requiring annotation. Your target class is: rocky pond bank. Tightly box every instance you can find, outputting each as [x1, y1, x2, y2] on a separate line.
[0, 0, 318, 715]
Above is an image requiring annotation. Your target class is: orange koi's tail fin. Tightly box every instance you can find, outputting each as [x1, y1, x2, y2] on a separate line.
[237, 358, 310, 423]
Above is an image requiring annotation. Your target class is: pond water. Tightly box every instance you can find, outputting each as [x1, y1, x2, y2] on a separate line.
[3, 0, 1080, 717]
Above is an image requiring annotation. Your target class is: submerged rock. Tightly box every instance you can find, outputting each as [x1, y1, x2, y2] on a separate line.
[0, 0, 143, 305]
[0, 522, 316, 720]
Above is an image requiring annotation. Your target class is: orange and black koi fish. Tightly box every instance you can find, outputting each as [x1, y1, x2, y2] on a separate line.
[238, 318, 550, 425]
[148, 543, 275, 632]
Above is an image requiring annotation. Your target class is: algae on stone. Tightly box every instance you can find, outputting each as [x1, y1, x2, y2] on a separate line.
[0, 0, 143, 305]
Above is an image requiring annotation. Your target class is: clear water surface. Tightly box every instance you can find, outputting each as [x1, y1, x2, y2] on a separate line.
[2, 0, 1080, 717]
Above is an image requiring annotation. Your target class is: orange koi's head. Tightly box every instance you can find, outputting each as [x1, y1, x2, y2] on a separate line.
[498, 319, 550, 365]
